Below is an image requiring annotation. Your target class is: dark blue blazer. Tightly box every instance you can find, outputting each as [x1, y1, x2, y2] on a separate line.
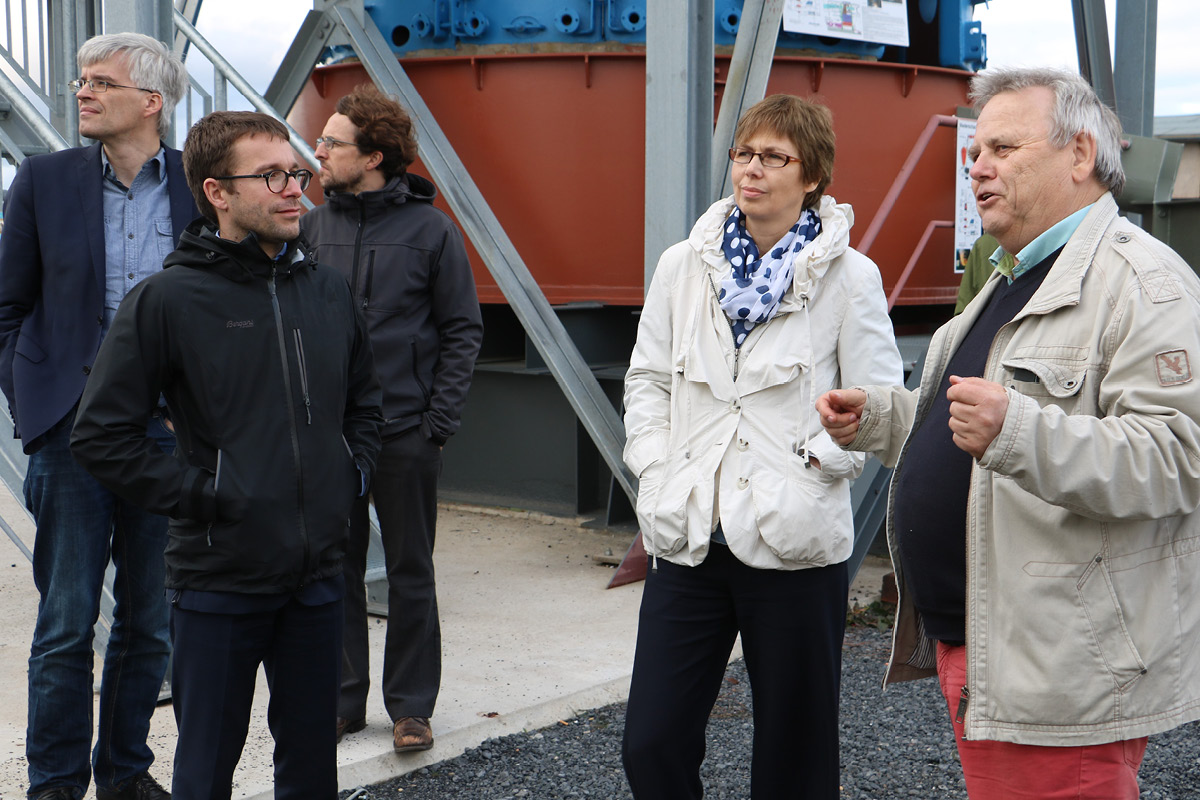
[0, 142, 198, 453]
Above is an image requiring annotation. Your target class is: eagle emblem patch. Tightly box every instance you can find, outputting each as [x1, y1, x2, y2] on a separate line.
[1155, 350, 1192, 386]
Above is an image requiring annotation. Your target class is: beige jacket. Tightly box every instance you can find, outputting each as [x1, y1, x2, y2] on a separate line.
[624, 195, 902, 570]
[851, 194, 1200, 745]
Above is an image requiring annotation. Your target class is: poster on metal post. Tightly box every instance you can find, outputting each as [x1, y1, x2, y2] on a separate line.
[782, 0, 910, 48]
[954, 118, 983, 273]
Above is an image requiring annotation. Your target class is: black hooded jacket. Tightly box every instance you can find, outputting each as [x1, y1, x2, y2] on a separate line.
[71, 220, 383, 594]
[300, 174, 482, 444]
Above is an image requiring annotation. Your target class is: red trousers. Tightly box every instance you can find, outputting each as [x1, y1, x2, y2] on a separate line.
[935, 642, 1147, 799]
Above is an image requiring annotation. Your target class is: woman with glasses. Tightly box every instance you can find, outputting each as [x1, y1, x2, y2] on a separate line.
[621, 94, 903, 800]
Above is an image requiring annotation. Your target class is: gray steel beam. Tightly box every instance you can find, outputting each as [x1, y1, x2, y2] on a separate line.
[710, 0, 783, 201]
[172, 9, 319, 172]
[644, 0, 713, 291]
[1071, 0, 1117, 111]
[172, 0, 205, 57]
[1114, 0, 1157, 137]
[0, 67, 69, 154]
[328, 5, 637, 506]
[50, 0, 80, 146]
[103, 0, 174, 46]
[264, 9, 342, 118]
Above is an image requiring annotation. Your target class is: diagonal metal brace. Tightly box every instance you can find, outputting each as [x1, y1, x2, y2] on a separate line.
[710, 0, 784, 201]
[331, 6, 637, 505]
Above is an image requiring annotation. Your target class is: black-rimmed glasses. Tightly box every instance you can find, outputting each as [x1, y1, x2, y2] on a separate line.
[728, 148, 801, 169]
[68, 78, 157, 95]
[213, 169, 314, 193]
[315, 136, 358, 150]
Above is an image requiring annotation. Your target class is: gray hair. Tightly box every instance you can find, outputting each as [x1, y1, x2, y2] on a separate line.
[969, 66, 1125, 196]
[77, 33, 189, 141]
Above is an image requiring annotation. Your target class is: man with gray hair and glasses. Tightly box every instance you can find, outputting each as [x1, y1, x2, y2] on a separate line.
[0, 32, 193, 800]
[819, 66, 1200, 798]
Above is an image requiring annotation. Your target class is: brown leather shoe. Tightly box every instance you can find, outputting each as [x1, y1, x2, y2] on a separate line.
[336, 716, 366, 743]
[392, 716, 433, 753]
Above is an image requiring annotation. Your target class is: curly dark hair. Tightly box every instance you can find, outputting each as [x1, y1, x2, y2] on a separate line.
[336, 83, 418, 180]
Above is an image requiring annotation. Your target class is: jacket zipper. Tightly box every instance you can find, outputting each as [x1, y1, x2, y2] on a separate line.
[955, 685, 970, 725]
[361, 250, 375, 311]
[206, 448, 223, 546]
[706, 273, 740, 379]
[268, 265, 311, 573]
[410, 337, 432, 405]
[293, 329, 312, 424]
[349, 204, 366, 299]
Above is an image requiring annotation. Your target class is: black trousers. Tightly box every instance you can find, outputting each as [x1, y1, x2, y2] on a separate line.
[341, 427, 442, 720]
[622, 545, 848, 800]
[169, 597, 342, 800]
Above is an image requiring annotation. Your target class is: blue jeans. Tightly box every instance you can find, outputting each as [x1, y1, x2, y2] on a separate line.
[25, 414, 173, 798]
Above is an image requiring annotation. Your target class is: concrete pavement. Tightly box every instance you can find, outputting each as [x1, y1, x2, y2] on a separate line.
[0, 496, 887, 799]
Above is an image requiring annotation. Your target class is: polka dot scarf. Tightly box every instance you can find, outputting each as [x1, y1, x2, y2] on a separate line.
[718, 205, 822, 347]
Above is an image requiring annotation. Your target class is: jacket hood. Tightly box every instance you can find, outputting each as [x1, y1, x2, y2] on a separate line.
[165, 217, 314, 283]
[688, 194, 854, 304]
[322, 173, 438, 212]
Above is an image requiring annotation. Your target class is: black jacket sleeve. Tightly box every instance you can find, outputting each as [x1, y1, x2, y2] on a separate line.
[343, 302, 384, 487]
[423, 223, 483, 445]
[70, 278, 208, 518]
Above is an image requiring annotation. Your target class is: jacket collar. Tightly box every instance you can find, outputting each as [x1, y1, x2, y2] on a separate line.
[323, 172, 438, 212]
[165, 218, 314, 282]
[688, 193, 853, 309]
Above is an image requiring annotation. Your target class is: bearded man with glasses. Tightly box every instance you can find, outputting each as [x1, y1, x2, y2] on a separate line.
[0, 32, 195, 800]
[70, 110, 383, 800]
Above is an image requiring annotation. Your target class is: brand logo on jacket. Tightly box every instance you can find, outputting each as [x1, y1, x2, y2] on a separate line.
[1155, 349, 1192, 386]
[226, 320, 254, 329]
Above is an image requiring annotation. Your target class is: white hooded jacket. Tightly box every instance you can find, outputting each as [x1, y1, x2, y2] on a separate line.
[623, 194, 903, 570]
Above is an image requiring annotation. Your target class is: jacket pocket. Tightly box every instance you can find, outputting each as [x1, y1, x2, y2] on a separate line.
[1001, 357, 1086, 402]
[752, 453, 846, 564]
[1075, 554, 1147, 691]
[410, 337, 432, 406]
[14, 332, 46, 363]
[635, 459, 691, 557]
[293, 330, 312, 425]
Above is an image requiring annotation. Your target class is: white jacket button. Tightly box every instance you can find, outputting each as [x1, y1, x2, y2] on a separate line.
[737, 477, 749, 490]
[737, 438, 748, 451]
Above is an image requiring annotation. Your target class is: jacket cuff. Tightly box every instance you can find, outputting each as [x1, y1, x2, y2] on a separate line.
[420, 414, 448, 446]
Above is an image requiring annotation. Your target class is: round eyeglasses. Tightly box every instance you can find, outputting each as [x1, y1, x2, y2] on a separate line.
[728, 148, 802, 169]
[212, 169, 314, 193]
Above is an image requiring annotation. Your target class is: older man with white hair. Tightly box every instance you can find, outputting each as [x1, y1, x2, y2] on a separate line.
[0, 32, 193, 800]
[818, 66, 1200, 799]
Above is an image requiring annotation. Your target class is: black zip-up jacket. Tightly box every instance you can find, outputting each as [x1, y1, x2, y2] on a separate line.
[300, 174, 482, 444]
[71, 221, 383, 594]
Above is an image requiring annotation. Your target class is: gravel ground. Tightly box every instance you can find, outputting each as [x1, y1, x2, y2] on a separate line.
[340, 626, 1200, 799]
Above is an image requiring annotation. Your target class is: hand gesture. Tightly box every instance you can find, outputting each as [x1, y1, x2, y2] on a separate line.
[817, 389, 867, 446]
[946, 375, 1008, 459]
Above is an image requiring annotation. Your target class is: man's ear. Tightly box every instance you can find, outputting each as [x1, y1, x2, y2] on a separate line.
[203, 177, 231, 214]
[143, 91, 163, 121]
[365, 150, 384, 172]
[1070, 131, 1098, 184]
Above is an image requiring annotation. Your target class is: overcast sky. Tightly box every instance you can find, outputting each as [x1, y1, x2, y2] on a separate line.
[188, 0, 1197, 117]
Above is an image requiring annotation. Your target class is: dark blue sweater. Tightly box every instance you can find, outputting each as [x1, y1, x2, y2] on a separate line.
[891, 248, 1060, 644]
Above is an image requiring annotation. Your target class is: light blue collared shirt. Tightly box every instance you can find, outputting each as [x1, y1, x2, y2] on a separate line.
[101, 147, 173, 338]
[988, 203, 1095, 283]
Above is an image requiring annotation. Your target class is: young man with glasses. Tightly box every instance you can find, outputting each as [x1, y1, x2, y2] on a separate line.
[301, 82, 482, 754]
[70, 110, 383, 800]
[0, 32, 193, 800]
